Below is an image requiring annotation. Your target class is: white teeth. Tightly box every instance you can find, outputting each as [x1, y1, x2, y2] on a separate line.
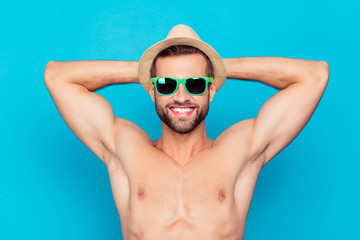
[171, 107, 193, 113]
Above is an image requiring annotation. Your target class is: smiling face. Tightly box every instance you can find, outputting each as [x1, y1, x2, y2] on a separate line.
[149, 53, 216, 134]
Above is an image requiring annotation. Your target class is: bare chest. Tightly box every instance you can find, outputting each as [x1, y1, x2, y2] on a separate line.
[133, 165, 230, 207]
[107, 147, 257, 239]
[122, 154, 240, 222]
[118, 159, 242, 239]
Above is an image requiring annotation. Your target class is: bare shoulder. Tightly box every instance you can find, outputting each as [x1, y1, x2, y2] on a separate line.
[214, 118, 255, 148]
[211, 118, 257, 165]
[209, 118, 264, 181]
[114, 118, 153, 152]
[114, 118, 152, 142]
[104, 118, 152, 169]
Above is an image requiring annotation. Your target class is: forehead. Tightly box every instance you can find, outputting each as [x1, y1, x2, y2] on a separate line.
[155, 53, 207, 78]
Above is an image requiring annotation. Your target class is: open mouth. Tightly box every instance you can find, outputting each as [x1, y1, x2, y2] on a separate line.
[169, 106, 196, 116]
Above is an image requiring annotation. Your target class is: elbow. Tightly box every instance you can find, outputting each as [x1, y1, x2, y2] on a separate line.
[44, 61, 58, 86]
[317, 61, 330, 88]
[302, 61, 329, 89]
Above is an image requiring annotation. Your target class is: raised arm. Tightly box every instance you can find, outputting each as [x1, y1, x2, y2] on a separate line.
[44, 60, 138, 165]
[223, 57, 329, 166]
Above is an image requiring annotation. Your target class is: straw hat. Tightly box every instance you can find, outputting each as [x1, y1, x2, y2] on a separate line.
[138, 24, 226, 93]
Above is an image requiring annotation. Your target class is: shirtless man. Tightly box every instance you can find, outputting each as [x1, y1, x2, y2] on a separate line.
[44, 25, 329, 239]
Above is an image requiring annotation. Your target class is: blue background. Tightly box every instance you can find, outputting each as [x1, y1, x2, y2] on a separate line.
[1, 0, 359, 239]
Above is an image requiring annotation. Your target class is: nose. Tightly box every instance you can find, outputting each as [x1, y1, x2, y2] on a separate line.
[173, 83, 191, 103]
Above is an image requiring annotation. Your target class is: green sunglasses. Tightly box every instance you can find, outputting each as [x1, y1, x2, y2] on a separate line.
[151, 77, 213, 96]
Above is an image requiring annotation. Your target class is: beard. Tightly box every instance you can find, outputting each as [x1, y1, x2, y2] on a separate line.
[155, 96, 210, 134]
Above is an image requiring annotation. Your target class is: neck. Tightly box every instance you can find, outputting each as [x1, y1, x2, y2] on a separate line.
[153, 120, 213, 166]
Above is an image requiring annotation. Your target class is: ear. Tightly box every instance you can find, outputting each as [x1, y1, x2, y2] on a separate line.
[149, 83, 155, 102]
[209, 79, 216, 102]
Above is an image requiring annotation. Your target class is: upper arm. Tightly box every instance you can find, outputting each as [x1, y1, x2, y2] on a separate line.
[250, 61, 329, 166]
[44, 62, 117, 165]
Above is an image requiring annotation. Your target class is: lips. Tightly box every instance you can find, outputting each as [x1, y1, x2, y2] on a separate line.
[169, 106, 196, 117]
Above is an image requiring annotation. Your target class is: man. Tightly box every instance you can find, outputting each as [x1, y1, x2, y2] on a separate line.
[44, 24, 329, 239]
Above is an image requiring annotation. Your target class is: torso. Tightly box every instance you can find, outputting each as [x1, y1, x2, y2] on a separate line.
[106, 118, 263, 240]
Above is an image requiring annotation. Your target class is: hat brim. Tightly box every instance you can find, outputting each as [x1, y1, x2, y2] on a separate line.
[138, 37, 227, 93]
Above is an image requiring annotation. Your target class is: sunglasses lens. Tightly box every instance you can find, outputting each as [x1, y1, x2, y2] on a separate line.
[185, 78, 206, 94]
[156, 78, 177, 94]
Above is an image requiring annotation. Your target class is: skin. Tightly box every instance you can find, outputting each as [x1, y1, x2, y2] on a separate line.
[44, 53, 329, 240]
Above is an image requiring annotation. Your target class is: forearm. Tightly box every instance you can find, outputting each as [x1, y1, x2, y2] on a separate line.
[44, 60, 139, 91]
[223, 57, 328, 89]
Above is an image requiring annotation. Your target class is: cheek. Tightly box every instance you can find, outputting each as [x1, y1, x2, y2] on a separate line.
[154, 94, 170, 108]
[199, 92, 211, 105]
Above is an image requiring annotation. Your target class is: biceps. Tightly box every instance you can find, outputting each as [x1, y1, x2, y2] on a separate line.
[251, 81, 327, 164]
[47, 82, 115, 160]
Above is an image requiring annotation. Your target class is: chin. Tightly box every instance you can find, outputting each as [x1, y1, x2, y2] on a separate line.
[162, 111, 207, 134]
[155, 97, 210, 135]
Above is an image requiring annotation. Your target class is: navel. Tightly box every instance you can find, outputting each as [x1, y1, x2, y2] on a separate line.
[217, 189, 226, 202]
[137, 188, 145, 200]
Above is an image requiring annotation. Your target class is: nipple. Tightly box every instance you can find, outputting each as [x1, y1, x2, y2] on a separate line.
[137, 188, 145, 200]
[217, 189, 226, 202]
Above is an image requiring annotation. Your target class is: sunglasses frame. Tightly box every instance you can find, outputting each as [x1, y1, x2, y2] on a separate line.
[151, 77, 214, 96]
